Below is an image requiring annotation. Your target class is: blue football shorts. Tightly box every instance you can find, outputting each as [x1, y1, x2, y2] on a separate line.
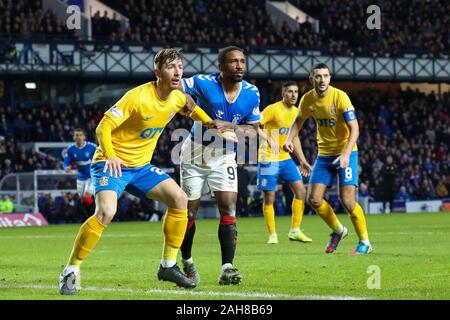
[309, 151, 358, 187]
[91, 162, 171, 198]
[257, 158, 303, 191]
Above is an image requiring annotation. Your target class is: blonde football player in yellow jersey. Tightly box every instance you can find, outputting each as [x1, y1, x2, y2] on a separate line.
[284, 64, 372, 255]
[59, 49, 214, 294]
[257, 82, 312, 244]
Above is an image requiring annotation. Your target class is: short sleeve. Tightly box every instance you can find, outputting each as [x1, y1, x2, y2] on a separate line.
[181, 75, 203, 97]
[260, 105, 273, 126]
[298, 96, 311, 120]
[242, 87, 261, 124]
[337, 91, 357, 122]
[337, 91, 354, 113]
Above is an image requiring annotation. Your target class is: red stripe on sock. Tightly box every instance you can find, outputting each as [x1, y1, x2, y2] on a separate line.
[220, 216, 236, 225]
[187, 220, 195, 229]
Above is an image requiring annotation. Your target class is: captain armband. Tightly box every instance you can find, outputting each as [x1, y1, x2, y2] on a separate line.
[343, 107, 357, 122]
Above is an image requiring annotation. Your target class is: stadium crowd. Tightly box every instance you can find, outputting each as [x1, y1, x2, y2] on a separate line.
[97, 0, 449, 56]
[0, 0, 448, 56]
[0, 0, 75, 40]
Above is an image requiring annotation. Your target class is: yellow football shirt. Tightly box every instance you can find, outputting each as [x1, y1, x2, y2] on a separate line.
[298, 86, 358, 156]
[92, 82, 186, 167]
[259, 101, 298, 162]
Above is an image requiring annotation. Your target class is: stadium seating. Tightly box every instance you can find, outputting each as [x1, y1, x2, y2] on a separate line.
[1, 0, 447, 55]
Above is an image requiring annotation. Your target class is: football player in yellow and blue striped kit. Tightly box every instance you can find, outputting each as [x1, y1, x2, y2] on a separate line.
[59, 49, 213, 294]
[257, 81, 312, 244]
[285, 64, 372, 255]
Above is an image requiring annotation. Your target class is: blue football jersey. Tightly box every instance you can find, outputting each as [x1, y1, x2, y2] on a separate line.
[182, 73, 261, 147]
[63, 141, 97, 180]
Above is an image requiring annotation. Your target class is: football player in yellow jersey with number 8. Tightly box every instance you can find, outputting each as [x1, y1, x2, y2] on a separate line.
[59, 49, 214, 294]
[285, 64, 372, 255]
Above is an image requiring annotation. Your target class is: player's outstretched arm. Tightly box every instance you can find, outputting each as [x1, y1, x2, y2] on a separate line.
[189, 105, 212, 124]
[95, 116, 125, 177]
[179, 93, 197, 117]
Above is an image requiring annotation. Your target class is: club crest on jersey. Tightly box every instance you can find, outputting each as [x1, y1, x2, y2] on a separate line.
[85, 152, 90, 158]
[99, 177, 109, 186]
[232, 114, 242, 124]
[216, 110, 224, 119]
[261, 179, 268, 187]
[330, 104, 336, 115]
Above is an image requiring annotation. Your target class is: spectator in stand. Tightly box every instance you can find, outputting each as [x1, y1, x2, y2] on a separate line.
[435, 181, 448, 198]
[395, 186, 414, 201]
[380, 155, 397, 213]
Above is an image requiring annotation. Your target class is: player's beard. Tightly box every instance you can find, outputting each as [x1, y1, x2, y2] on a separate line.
[315, 84, 329, 96]
[232, 74, 244, 82]
[223, 74, 243, 83]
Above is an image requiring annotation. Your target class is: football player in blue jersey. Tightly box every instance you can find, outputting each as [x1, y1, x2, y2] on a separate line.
[179, 46, 261, 285]
[63, 128, 97, 209]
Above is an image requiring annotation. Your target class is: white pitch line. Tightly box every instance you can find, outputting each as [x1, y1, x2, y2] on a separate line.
[0, 284, 368, 300]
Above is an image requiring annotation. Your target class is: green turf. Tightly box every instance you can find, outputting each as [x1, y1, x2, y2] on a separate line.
[0, 212, 449, 300]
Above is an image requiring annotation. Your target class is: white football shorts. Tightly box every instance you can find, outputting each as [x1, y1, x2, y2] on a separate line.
[180, 139, 238, 200]
[77, 178, 94, 197]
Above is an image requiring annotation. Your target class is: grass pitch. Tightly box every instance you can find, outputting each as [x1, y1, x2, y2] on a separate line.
[0, 212, 449, 300]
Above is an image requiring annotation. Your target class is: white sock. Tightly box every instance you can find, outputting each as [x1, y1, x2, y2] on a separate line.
[161, 259, 176, 268]
[65, 265, 80, 272]
[361, 239, 371, 246]
[222, 263, 233, 271]
[182, 257, 193, 265]
[270, 233, 277, 236]
[63, 265, 80, 276]
[290, 228, 300, 233]
[336, 225, 344, 234]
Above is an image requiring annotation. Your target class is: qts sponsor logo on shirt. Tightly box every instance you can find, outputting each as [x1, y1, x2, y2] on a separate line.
[140, 127, 164, 139]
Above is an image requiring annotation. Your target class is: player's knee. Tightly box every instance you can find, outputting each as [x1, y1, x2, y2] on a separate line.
[295, 187, 306, 199]
[263, 192, 275, 205]
[340, 197, 355, 213]
[95, 202, 116, 224]
[169, 189, 188, 210]
[308, 194, 322, 209]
